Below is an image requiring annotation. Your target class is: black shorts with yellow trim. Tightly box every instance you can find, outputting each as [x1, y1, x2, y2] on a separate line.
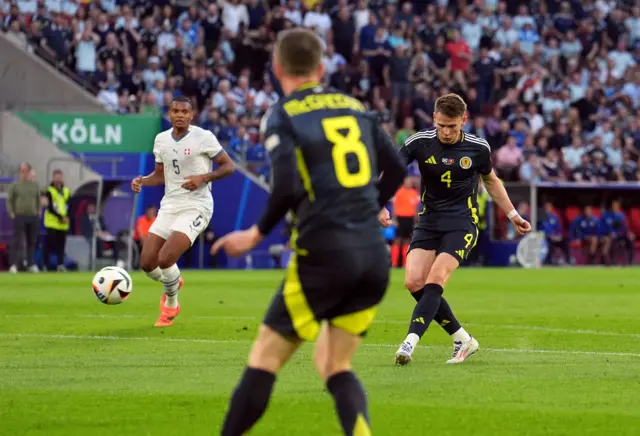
[408, 215, 479, 263]
[263, 244, 390, 342]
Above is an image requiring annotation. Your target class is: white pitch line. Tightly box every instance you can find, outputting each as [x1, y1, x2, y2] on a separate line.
[1, 333, 639, 358]
[462, 323, 640, 339]
[4, 314, 640, 339]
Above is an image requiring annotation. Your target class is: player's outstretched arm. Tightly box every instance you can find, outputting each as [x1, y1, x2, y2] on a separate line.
[481, 169, 531, 236]
[132, 163, 164, 192]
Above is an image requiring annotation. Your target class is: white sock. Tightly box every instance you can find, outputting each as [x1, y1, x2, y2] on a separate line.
[146, 267, 163, 281]
[161, 264, 181, 309]
[451, 327, 472, 343]
[405, 333, 420, 349]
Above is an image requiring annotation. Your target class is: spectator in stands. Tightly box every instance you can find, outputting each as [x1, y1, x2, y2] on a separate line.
[563, 136, 587, 170]
[495, 136, 523, 181]
[571, 154, 596, 182]
[619, 151, 640, 181]
[473, 47, 495, 104]
[394, 117, 415, 147]
[74, 26, 100, 80]
[569, 205, 601, 264]
[540, 149, 565, 182]
[5, 18, 29, 51]
[599, 199, 635, 265]
[7, 162, 41, 274]
[519, 153, 544, 182]
[245, 140, 266, 175]
[4, 0, 640, 237]
[385, 44, 411, 119]
[227, 125, 249, 159]
[590, 151, 614, 182]
[540, 201, 570, 265]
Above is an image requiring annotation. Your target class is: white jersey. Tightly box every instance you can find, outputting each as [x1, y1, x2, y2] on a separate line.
[153, 126, 223, 214]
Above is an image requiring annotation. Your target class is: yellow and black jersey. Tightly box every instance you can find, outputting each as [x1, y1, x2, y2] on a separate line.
[398, 129, 492, 223]
[256, 84, 406, 250]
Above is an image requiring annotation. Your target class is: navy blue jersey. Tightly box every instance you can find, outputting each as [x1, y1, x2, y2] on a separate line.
[540, 211, 562, 237]
[398, 129, 493, 223]
[599, 210, 628, 236]
[569, 214, 600, 239]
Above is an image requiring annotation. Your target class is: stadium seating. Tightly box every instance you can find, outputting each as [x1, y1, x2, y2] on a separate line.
[1, 0, 638, 186]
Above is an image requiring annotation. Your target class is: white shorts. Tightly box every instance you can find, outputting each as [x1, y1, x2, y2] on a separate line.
[149, 208, 211, 244]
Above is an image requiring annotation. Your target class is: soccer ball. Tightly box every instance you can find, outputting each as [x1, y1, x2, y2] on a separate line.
[92, 266, 133, 305]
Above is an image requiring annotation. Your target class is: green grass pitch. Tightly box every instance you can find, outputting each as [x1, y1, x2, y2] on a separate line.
[1, 268, 639, 435]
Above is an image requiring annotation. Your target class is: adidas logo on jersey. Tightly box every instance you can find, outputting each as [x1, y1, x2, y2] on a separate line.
[425, 156, 436, 164]
[456, 250, 465, 259]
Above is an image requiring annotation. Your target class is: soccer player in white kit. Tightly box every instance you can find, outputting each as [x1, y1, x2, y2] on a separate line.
[131, 96, 235, 327]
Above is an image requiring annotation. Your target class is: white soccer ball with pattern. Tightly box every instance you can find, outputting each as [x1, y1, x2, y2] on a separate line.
[92, 266, 133, 305]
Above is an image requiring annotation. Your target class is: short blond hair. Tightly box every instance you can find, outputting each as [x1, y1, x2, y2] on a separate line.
[274, 28, 324, 77]
[434, 93, 467, 118]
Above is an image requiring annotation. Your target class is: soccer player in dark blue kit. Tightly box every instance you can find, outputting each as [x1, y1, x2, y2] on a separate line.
[378, 93, 531, 365]
[212, 28, 406, 436]
[569, 206, 601, 264]
[540, 201, 570, 265]
[599, 199, 635, 265]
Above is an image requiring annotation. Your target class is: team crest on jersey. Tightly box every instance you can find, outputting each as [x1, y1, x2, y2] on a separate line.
[460, 156, 472, 169]
[184, 148, 191, 155]
[442, 158, 455, 165]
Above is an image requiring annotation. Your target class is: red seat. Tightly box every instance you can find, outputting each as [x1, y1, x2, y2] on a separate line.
[565, 206, 581, 226]
[495, 208, 508, 239]
[629, 208, 640, 235]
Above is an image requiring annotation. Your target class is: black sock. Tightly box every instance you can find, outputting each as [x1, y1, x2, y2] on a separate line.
[410, 289, 424, 302]
[326, 371, 371, 436]
[407, 283, 443, 338]
[433, 297, 462, 335]
[221, 367, 276, 436]
[411, 289, 459, 334]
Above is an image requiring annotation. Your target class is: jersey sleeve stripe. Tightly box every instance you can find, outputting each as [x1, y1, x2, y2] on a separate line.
[465, 135, 491, 151]
[404, 130, 436, 146]
[210, 149, 224, 160]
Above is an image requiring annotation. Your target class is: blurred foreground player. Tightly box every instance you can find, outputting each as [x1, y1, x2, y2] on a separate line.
[213, 28, 406, 436]
[378, 94, 531, 365]
[131, 96, 235, 326]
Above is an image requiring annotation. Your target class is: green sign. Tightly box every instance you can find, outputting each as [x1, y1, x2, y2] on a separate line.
[17, 112, 162, 153]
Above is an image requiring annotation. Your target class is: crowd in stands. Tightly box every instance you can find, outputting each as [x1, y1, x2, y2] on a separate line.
[2, 0, 640, 184]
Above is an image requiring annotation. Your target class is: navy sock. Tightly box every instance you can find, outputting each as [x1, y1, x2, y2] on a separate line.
[326, 371, 371, 436]
[407, 283, 444, 338]
[434, 297, 462, 335]
[221, 367, 276, 436]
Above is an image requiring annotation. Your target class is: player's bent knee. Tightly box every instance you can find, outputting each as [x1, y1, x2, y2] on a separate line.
[427, 270, 447, 287]
[404, 275, 425, 292]
[157, 249, 180, 269]
[139, 254, 158, 273]
[139, 259, 155, 273]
